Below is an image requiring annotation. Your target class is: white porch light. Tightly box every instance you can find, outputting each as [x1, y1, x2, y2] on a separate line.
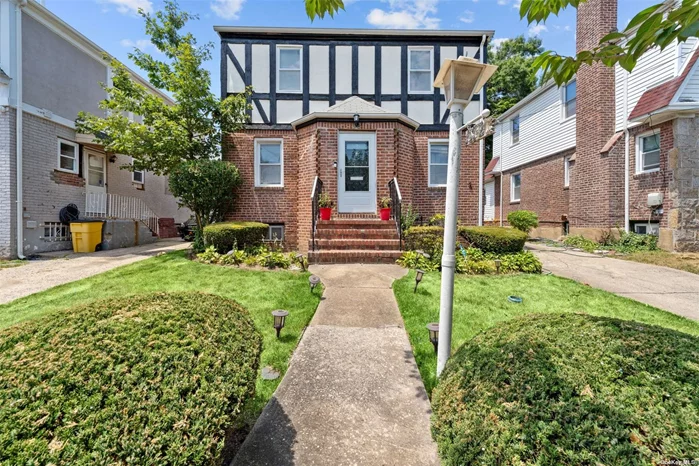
[433, 56, 497, 377]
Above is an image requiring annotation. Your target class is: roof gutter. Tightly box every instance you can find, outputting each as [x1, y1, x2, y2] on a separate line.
[15, 0, 26, 259]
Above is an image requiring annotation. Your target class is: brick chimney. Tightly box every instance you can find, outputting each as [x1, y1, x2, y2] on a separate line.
[570, 0, 622, 231]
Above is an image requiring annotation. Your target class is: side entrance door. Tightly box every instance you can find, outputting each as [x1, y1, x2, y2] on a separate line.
[85, 151, 107, 216]
[337, 132, 376, 213]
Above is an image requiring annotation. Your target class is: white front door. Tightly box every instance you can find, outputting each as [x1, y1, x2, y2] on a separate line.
[85, 151, 107, 215]
[338, 133, 376, 213]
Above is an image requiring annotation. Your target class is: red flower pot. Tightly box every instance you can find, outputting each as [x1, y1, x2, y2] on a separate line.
[380, 208, 391, 221]
[320, 207, 332, 221]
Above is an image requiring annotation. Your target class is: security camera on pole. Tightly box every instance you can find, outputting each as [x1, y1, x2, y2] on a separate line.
[433, 57, 497, 377]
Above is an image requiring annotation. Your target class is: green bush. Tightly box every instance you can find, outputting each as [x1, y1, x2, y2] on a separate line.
[507, 210, 539, 234]
[459, 226, 527, 254]
[256, 250, 293, 269]
[396, 251, 439, 271]
[0, 292, 262, 465]
[400, 204, 420, 232]
[432, 313, 699, 465]
[563, 234, 600, 252]
[615, 231, 658, 253]
[405, 226, 444, 258]
[203, 221, 268, 253]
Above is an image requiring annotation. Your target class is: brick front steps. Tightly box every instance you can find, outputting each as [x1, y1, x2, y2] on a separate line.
[308, 218, 402, 264]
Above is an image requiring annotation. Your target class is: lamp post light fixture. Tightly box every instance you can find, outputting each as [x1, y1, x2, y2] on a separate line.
[272, 310, 289, 339]
[426, 323, 439, 354]
[414, 269, 425, 293]
[495, 259, 501, 274]
[309, 274, 321, 292]
[433, 56, 497, 377]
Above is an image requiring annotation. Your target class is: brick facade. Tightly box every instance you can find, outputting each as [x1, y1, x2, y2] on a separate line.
[223, 119, 479, 253]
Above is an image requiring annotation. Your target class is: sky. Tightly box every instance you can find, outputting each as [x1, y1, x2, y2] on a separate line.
[44, 0, 657, 91]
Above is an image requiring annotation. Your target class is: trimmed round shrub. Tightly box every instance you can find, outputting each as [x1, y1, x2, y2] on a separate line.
[507, 210, 539, 234]
[405, 226, 444, 258]
[459, 226, 527, 253]
[0, 292, 262, 465]
[432, 314, 699, 465]
[203, 221, 268, 253]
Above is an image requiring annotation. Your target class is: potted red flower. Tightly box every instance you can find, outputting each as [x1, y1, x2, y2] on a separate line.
[318, 193, 333, 221]
[379, 197, 392, 221]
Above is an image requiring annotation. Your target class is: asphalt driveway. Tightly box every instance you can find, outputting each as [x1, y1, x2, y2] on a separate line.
[529, 243, 699, 321]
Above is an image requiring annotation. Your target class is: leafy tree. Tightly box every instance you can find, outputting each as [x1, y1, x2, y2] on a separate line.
[521, 0, 699, 85]
[76, 0, 251, 175]
[169, 160, 242, 251]
[487, 35, 543, 117]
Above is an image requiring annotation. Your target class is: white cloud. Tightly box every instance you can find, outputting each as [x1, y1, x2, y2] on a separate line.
[459, 10, 475, 24]
[102, 0, 152, 15]
[528, 24, 548, 37]
[491, 37, 508, 49]
[496, 0, 508, 5]
[512, 0, 521, 9]
[211, 0, 245, 20]
[120, 39, 151, 49]
[366, 0, 440, 29]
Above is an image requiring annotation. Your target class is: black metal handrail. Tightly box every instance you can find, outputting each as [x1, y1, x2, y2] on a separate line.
[311, 176, 323, 251]
[388, 177, 402, 250]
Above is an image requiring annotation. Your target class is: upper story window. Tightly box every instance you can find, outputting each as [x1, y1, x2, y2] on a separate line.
[57, 139, 79, 174]
[637, 131, 660, 173]
[132, 168, 144, 184]
[277, 46, 302, 93]
[255, 139, 284, 187]
[563, 80, 576, 118]
[408, 47, 433, 93]
[428, 139, 448, 187]
[511, 115, 520, 145]
[511, 173, 521, 202]
[564, 155, 574, 187]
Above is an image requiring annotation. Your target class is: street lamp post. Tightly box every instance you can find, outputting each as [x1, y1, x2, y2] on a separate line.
[433, 57, 497, 377]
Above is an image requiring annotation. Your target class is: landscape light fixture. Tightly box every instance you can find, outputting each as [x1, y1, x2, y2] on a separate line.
[426, 323, 439, 354]
[353, 113, 360, 127]
[272, 310, 289, 339]
[495, 259, 501, 274]
[309, 274, 321, 292]
[433, 56, 498, 377]
[414, 269, 425, 293]
[295, 253, 306, 271]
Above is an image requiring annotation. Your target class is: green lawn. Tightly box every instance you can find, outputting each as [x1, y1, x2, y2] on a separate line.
[394, 271, 699, 394]
[0, 251, 322, 428]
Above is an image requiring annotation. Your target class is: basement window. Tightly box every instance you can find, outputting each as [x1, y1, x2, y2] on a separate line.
[42, 222, 71, 242]
[265, 224, 285, 241]
[633, 222, 659, 236]
[637, 131, 661, 173]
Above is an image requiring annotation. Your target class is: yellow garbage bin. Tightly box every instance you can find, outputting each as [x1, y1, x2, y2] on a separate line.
[70, 221, 103, 253]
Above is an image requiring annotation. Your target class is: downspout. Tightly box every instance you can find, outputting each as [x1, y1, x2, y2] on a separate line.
[623, 67, 629, 233]
[499, 122, 503, 226]
[477, 34, 486, 226]
[15, 0, 25, 259]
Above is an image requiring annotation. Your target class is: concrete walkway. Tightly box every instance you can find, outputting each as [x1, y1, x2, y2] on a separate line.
[0, 240, 189, 305]
[529, 243, 699, 321]
[233, 264, 439, 466]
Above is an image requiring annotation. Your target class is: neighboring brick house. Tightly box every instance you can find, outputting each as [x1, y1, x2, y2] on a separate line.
[0, 0, 188, 258]
[216, 26, 491, 262]
[491, 0, 699, 251]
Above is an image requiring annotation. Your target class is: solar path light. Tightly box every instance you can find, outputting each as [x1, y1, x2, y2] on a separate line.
[272, 310, 289, 339]
[426, 323, 439, 354]
[309, 274, 321, 292]
[414, 269, 425, 293]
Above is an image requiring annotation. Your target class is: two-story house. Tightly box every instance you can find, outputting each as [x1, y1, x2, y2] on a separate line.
[490, 0, 699, 252]
[0, 0, 188, 259]
[216, 26, 492, 262]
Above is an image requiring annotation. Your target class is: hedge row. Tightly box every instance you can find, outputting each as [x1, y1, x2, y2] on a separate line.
[0, 292, 262, 465]
[404, 226, 445, 258]
[203, 221, 269, 253]
[459, 226, 527, 254]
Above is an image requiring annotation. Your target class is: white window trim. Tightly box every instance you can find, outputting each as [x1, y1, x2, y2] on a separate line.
[510, 115, 520, 146]
[265, 224, 285, 241]
[510, 172, 521, 203]
[254, 138, 284, 187]
[427, 139, 449, 187]
[132, 157, 145, 184]
[561, 79, 577, 122]
[636, 129, 661, 174]
[408, 46, 434, 94]
[276, 45, 302, 94]
[564, 156, 571, 187]
[56, 138, 79, 174]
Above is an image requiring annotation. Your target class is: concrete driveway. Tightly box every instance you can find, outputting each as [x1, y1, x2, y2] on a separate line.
[529, 243, 699, 321]
[0, 240, 189, 305]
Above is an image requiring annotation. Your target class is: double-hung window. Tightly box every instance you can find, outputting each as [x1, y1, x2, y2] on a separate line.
[278, 46, 302, 92]
[428, 140, 448, 187]
[511, 173, 521, 202]
[511, 115, 520, 145]
[637, 132, 660, 173]
[563, 80, 576, 118]
[255, 139, 284, 187]
[132, 158, 144, 184]
[408, 47, 433, 93]
[57, 139, 79, 174]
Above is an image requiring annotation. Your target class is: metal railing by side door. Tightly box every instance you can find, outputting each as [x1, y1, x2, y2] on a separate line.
[85, 192, 160, 237]
[310, 176, 323, 252]
[388, 177, 402, 250]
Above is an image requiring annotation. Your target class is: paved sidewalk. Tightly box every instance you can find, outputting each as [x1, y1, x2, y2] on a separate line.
[232, 264, 439, 466]
[529, 243, 699, 321]
[0, 240, 189, 305]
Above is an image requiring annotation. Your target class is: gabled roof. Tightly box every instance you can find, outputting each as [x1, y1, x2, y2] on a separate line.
[290, 96, 420, 129]
[629, 47, 699, 121]
[325, 96, 389, 114]
[485, 156, 500, 174]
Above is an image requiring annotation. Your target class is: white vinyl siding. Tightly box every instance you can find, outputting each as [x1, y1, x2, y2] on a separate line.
[57, 139, 79, 174]
[493, 84, 576, 172]
[636, 131, 661, 174]
[277, 46, 302, 93]
[428, 140, 448, 187]
[408, 47, 433, 94]
[678, 53, 699, 102]
[255, 139, 284, 187]
[510, 173, 521, 202]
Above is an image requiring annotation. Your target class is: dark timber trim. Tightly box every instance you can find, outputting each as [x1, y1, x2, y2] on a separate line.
[302, 45, 310, 114]
[433, 46, 441, 125]
[244, 43, 253, 120]
[252, 99, 270, 124]
[220, 43, 227, 100]
[374, 44, 381, 106]
[270, 43, 277, 123]
[329, 44, 336, 106]
[351, 45, 359, 95]
[400, 45, 407, 115]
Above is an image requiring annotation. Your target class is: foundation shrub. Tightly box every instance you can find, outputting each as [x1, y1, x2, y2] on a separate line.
[202, 222, 268, 253]
[405, 226, 445, 258]
[459, 227, 527, 254]
[507, 210, 539, 234]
